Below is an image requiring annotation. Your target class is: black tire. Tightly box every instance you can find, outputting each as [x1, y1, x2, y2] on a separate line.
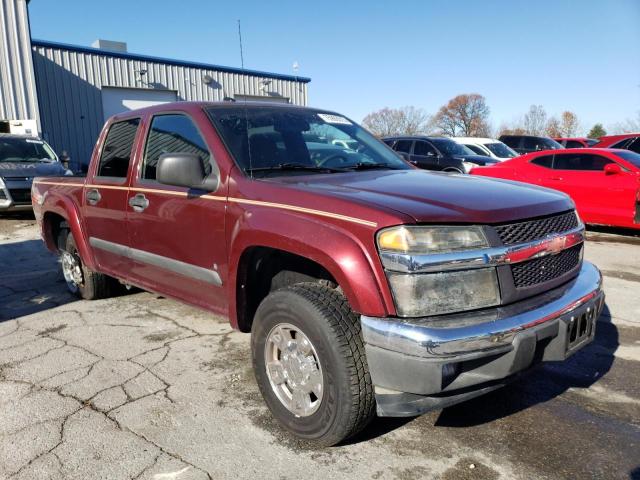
[251, 282, 375, 447]
[60, 231, 116, 300]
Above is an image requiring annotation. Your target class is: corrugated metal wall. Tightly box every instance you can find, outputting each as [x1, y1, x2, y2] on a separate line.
[0, 0, 39, 124]
[32, 40, 309, 168]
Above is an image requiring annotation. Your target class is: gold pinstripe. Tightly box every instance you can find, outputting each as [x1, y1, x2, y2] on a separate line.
[32, 181, 377, 227]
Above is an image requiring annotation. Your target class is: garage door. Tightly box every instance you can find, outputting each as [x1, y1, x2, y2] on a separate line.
[101, 87, 178, 121]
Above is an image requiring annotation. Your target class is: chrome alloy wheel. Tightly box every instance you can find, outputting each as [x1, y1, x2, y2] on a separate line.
[264, 323, 324, 417]
[61, 250, 83, 293]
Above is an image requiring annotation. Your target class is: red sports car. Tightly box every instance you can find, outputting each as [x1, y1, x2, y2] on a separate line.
[470, 148, 640, 230]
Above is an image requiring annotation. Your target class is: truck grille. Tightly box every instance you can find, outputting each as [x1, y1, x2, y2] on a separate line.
[512, 244, 582, 288]
[8, 188, 32, 205]
[494, 211, 579, 245]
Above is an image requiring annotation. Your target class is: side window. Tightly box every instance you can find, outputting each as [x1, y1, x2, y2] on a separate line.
[501, 137, 518, 148]
[414, 141, 437, 156]
[625, 137, 640, 153]
[465, 144, 489, 156]
[382, 139, 395, 147]
[612, 138, 632, 149]
[531, 155, 553, 168]
[97, 118, 140, 178]
[394, 140, 413, 154]
[565, 140, 583, 148]
[143, 114, 212, 180]
[523, 137, 541, 150]
[554, 154, 613, 171]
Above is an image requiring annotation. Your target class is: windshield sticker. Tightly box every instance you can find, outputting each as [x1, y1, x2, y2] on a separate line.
[318, 113, 352, 125]
[26, 139, 44, 144]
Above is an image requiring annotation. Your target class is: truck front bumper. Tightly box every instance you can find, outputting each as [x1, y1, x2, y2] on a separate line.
[361, 261, 604, 417]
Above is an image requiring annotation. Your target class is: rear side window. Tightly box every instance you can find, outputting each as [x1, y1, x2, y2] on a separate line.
[414, 140, 437, 156]
[97, 118, 140, 178]
[531, 155, 553, 168]
[565, 140, 584, 148]
[394, 140, 413, 153]
[625, 137, 640, 153]
[142, 114, 212, 180]
[500, 137, 519, 148]
[612, 138, 632, 149]
[554, 154, 613, 171]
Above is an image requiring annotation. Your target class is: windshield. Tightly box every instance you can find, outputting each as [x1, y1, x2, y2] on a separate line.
[206, 106, 411, 176]
[0, 137, 57, 163]
[429, 138, 475, 156]
[616, 151, 640, 168]
[485, 142, 518, 158]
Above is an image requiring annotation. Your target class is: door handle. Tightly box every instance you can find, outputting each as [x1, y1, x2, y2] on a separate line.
[86, 189, 101, 205]
[549, 176, 563, 181]
[128, 193, 149, 212]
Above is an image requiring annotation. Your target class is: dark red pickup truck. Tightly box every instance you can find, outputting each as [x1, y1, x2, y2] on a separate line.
[32, 102, 604, 446]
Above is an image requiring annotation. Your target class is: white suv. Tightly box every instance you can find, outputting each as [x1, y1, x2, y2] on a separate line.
[452, 137, 518, 161]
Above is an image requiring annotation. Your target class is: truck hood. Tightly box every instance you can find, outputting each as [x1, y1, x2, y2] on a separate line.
[0, 161, 67, 179]
[272, 169, 574, 224]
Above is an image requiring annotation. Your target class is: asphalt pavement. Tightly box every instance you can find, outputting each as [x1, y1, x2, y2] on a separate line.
[0, 214, 638, 480]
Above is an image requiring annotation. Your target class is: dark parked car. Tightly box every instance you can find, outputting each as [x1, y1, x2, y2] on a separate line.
[382, 136, 498, 173]
[0, 134, 70, 212]
[499, 135, 564, 154]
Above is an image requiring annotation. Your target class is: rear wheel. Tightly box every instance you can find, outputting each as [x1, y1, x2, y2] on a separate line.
[59, 231, 117, 300]
[251, 283, 375, 447]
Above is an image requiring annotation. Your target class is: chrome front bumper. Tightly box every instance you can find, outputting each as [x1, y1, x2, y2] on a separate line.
[361, 261, 604, 416]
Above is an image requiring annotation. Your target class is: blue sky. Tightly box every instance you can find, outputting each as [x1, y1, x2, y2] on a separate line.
[29, 0, 639, 132]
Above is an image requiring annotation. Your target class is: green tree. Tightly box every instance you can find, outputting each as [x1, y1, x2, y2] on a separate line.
[587, 123, 606, 139]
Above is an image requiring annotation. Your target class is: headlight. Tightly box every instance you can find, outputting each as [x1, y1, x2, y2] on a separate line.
[462, 161, 479, 173]
[377, 226, 500, 317]
[377, 226, 489, 255]
[387, 268, 500, 317]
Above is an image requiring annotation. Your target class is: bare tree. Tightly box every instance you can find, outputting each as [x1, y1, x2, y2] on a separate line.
[610, 111, 640, 134]
[559, 111, 580, 137]
[433, 94, 491, 137]
[545, 117, 562, 137]
[523, 105, 548, 135]
[362, 106, 432, 137]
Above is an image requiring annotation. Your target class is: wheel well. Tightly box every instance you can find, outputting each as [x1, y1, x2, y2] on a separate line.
[236, 247, 337, 332]
[42, 212, 68, 250]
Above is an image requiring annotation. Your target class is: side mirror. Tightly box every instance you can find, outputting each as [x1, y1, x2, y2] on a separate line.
[157, 153, 218, 191]
[604, 163, 622, 175]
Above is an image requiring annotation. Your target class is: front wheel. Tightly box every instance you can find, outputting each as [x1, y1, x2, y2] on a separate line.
[251, 283, 375, 446]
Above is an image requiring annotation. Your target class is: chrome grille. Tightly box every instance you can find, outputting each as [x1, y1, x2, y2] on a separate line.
[494, 211, 579, 245]
[512, 245, 582, 288]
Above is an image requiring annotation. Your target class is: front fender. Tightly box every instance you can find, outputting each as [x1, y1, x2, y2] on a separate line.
[227, 208, 395, 329]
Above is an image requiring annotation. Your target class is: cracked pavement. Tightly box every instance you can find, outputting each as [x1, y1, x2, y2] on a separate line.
[0, 216, 639, 480]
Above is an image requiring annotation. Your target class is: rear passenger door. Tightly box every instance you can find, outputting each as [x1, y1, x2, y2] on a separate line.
[392, 139, 413, 162]
[126, 111, 228, 310]
[410, 140, 440, 170]
[84, 118, 141, 275]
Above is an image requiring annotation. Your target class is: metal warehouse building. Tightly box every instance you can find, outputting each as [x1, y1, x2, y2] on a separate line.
[0, 0, 311, 170]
